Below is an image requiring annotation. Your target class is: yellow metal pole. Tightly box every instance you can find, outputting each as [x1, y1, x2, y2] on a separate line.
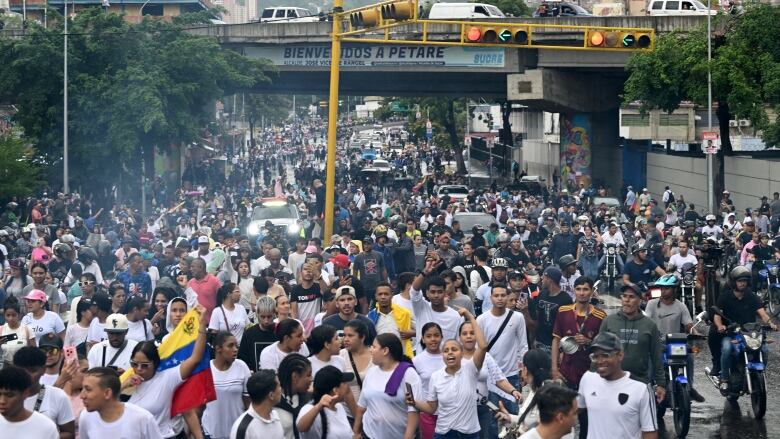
[324, 0, 343, 240]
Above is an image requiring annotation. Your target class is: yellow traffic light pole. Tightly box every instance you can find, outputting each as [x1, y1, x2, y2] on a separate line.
[322, 0, 655, 238]
[324, 0, 343, 240]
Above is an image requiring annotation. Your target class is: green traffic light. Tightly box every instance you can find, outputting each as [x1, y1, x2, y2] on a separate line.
[498, 29, 512, 43]
[622, 34, 636, 47]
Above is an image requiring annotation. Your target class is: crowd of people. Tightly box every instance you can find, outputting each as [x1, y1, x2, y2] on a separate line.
[0, 117, 778, 439]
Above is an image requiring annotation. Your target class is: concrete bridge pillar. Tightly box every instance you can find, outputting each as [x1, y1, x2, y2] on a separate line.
[506, 69, 623, 114]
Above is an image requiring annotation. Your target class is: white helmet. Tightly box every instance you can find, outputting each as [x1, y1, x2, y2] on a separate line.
[705, 214, 716, 222]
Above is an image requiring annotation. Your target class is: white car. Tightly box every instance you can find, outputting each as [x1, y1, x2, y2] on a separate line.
[438, 185, 470, 201]
[371, 159, 393, 173]
[257, 7, 322, 23]
[246, 199, 302, 240]
[646, 0, 716, 15]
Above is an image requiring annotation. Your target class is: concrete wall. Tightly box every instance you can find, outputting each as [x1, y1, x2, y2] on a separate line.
[646, 152, 708, 210]
[725, 157, 780, 212]
[590, 110, 622, 195]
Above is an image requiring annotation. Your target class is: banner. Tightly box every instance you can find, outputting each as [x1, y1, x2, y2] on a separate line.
[560, 113, 592, 189]
[244, 45, 506, 68]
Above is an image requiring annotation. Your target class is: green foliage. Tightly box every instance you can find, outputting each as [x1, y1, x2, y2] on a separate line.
[0, 8, 272, 194]
[0, 137, 41, 197]
[623, 5, 780, 147]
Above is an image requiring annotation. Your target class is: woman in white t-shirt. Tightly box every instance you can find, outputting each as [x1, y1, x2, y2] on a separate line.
[409, 308, 486, 439]
[307, 324, 347, 376]
[411, 322, 443, 439]
[232, 260, 255, 311]
[353, 333, 422, 439]
[338, 319, 374, 418]
[0, 296, 36, 366]
[276, 353, 314, 439]
[297, 365, 354, 439]
[202, 331, 252, 439]
[63, 298, 93, 349]
[124, 304, 209, 438]
[260, 318, 309, 370]
[209, 282, 249, 344]
[20, 289, 65, 344]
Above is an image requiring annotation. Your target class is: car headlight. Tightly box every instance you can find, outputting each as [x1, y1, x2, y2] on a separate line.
[670, 344, 687, 356]
[246, 222, 260, 236]
[745, 332, 763, 350]
[288, 224, 300, 235]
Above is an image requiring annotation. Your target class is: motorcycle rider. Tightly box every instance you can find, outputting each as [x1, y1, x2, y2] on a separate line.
[597, 222, 625, 275]
[549, 221, 578, 267]
[668, 240, 703, 312]
[645, 274, 706, 403]
[622, 244, 666, 292]
[700, 214, 723, 239]
[711, 266, 777, 395]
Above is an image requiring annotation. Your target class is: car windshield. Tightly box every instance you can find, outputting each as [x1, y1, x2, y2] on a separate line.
[455, 214, 494, 231]
[261, 9, 274, 18]
[443, 187, 468, 195]
[593, 197, 620, 207]
[571, 4, 588, 13]
[691, 0, 706, 8]
[251, 205, 296, 220]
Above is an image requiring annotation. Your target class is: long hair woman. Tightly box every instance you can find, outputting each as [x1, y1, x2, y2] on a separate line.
[208, 281, 249, 344]
[352, 333, 421, 439]
[412, 322, 443, 439]
[307, 324, 346, 376]
[202, 331, 252, 439]
[408, 308, 487, 439]
[0, 296, 36, 367]
[260, 318, 309, 370]
[124, 304, 209, 438]
[337, 319, 374, 419]
[297, 365, 354, 439]
[277, 352, 313, 439]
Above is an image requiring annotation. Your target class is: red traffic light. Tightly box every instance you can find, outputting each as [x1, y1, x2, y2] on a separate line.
[466, 27, 482, 42]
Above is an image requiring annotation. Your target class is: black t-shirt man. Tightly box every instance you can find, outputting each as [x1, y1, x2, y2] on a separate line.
[622, 258, 659, 286]
[717, 289, 762, 325]
[529, 289, 573, 348]
[238, 325, 278, 372]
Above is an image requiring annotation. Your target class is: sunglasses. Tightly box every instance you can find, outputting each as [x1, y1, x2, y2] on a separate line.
[43, 347, 60, 356]
[589, 351, 619, 361]
[130, 361, 153, 370]
[79, 280, 96, 286]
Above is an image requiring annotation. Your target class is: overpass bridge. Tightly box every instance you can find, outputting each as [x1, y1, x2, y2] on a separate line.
[187, 15, 706, 111]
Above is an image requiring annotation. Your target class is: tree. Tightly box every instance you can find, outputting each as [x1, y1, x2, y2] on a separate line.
[0, 137, 41, 197]
[0, 8, 273, 201]
[244, 94, 293, 148]
[397, 97, 468, 174]
[623, 5, 780, 151]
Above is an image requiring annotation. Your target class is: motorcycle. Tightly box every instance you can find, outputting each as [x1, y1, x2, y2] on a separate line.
[601, 243, 620, 294]
[660, 332, 701, 438]
[705, 307, 771, 419]
[757, 259, 780, 317]
[679, 262, 697, 319]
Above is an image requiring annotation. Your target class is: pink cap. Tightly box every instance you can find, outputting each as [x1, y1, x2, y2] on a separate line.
[24, 289, 48, 303]
[305, 245, 318, 254]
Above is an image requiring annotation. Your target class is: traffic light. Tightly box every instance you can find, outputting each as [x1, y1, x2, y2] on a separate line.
[587, 30, 653, 49]
[381, 0, 415, 21]
[349, 7, 381, 28]
[464, 26, 529, 45]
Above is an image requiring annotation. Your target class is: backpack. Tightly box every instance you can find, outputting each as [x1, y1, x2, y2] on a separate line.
[667, 190, 675, 204]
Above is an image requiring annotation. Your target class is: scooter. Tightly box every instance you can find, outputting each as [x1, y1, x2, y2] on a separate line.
[704, 307, 771, 419]
[679, 262, 697, 319]
[757, 259, 780, 317]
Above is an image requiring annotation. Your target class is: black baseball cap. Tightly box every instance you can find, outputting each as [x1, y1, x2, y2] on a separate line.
[589, 332, 622, 353]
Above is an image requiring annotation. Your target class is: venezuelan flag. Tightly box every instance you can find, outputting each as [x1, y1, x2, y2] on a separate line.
[120, 309, 216, 416]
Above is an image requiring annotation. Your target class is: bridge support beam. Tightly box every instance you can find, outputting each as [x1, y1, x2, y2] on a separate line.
[507, 69, 624, 114]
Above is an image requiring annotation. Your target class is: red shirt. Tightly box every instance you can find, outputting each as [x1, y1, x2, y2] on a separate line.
[552, 304, 606, 386]
[189, 274, 221, 321]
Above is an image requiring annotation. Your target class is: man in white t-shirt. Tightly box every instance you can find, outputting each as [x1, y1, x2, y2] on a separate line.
[578, 332, 658, 439]
[410, 256, 464, 343]
[667, 240, 702, 310]
[79, 367, 162, 439]
[0, 365, 59, 439]
[87, 314, 138, 373]
[230, 369, 285, 439]
[12, 346, 75, 437]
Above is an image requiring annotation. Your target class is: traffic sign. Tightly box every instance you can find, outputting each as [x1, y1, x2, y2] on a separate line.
[622, 34, 636, 47]
[498, 29, 512, 43]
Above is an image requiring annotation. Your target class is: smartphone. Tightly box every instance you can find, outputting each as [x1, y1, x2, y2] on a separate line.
[485, 400, 500, 413]
[63, 345, 77, 365]
[0, 333, 18, 345]
[405, 383, 414, 400]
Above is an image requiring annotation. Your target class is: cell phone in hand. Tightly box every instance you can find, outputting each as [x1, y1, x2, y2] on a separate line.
[405, 383, 414, 400]
[0, 333, 18, 345]
[485, 400, 500, 413]
[63, 345, 77, 365]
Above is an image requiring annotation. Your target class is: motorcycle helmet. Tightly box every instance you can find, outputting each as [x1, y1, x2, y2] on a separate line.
[516, 219, 527, 228]
[373, 225, 388, 238]
[730, 265, 751, 282]
[496, 233, 510, 244]
[525, 269, 540, 285]
[630, 243, 645, 254]
[472, 224, 485, 235]
[654, 274, 679, 287]
[77, 247, 97, 264]
[577, 215, 589, 223]
[558, 254, 578, 269]
[705, 214, 716, 222]
[490, 258, 509, 269]
[54, 243, 72, 259]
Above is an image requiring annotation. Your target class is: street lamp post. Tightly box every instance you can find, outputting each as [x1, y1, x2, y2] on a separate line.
[323, 0, 343, 239]
[63, 1, 69, 194]
[706, 0, 714, 214]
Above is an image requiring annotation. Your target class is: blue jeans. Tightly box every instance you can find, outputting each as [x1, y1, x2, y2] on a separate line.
[580, 255, 599, 280]
[720, 336, 768, 380]
[488, 374, 520, 439]
[434, 432, 479, 439]
[476, 404, 492, 439]
[598, 254, 624, 275]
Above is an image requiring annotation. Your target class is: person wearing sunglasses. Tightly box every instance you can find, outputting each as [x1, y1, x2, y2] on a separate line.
[67, 273, 98, 326]
[577, 331, 658, 439]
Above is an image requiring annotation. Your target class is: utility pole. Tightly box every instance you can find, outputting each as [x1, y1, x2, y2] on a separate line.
[63, 1, 69, 194]
[706, 0, 714, 214]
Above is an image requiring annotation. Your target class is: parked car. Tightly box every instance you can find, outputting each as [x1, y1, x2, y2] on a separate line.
[533, 1, 592, 16]
[427, 2, 505, 19]
[646, 0, 716, 15]
[257, 7, 322, 23]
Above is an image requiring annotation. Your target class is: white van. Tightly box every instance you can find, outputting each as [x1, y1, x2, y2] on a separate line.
[428, 2, 506, 19]
[646, 0, 716, 15]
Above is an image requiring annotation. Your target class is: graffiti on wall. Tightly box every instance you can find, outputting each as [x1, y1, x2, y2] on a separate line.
[560, 113, 592, 190]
